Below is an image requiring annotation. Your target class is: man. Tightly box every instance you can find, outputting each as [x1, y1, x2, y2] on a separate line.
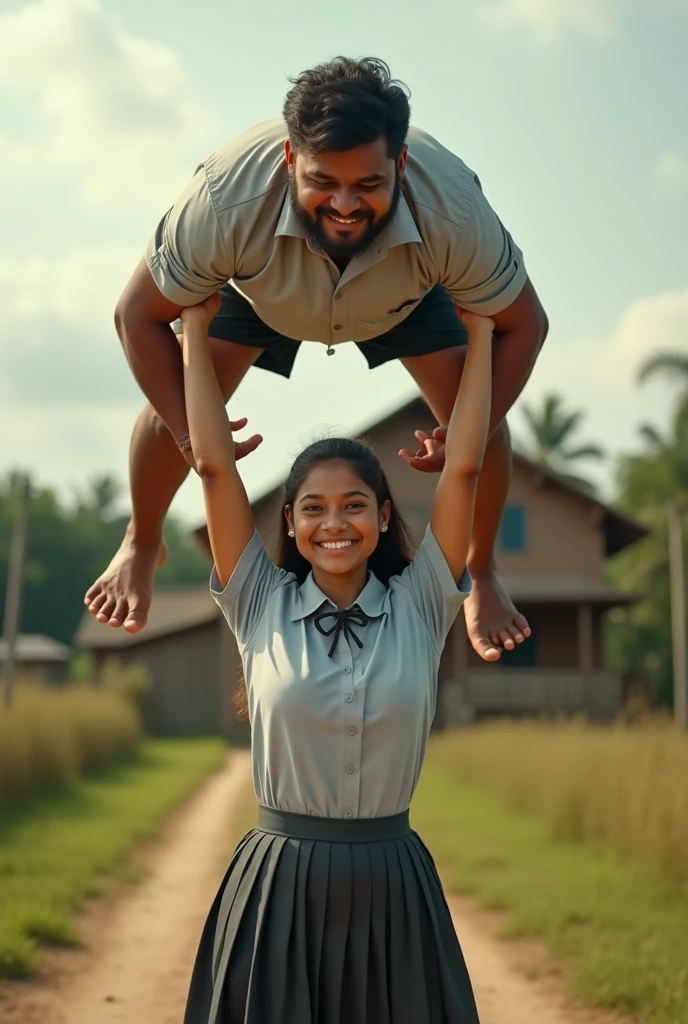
[85, 56, 548, 662]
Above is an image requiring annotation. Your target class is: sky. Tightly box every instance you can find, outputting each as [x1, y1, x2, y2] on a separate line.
[1, 0, 687, 527]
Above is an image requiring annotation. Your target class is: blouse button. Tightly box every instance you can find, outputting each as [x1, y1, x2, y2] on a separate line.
[345, 693, 354, 703]
[344, 666, 351, 674]
[344, 810, 353, 818]
[348, 727, 356, 736]
[346, 765, 355, 774]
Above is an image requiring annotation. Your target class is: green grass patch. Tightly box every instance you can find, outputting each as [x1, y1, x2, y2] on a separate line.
[0, 738, 226, 980]
[411, 755, 688, 1024]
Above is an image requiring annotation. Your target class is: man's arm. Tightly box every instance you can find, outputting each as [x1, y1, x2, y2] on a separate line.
[400, 278, 547, 472]
[115, 259, 189, 445]
[476, 277, 548, 435]
[115, 162, 234, 452]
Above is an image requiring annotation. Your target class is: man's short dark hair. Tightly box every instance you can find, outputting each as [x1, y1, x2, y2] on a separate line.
[283, 57, 411, 159]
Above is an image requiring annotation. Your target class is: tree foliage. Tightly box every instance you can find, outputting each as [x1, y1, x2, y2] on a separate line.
[606, 397, 688, 705]
[518, 393, 605, 493]
[0, 472, 209, 649]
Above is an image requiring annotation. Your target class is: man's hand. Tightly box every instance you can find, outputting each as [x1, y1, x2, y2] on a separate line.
[229, 415, 263, 461]
[399, 425, 447, 474]
[180, 415, 262, 472]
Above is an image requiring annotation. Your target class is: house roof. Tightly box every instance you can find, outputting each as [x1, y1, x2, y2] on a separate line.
[193, 395, 649, 558]
[0, 633, 72, 663]
[73, 586, 218, 651]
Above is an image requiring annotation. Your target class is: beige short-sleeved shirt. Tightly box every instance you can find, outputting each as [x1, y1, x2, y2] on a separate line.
[211, 527, 470, 819]
[147, 118, 526, 345]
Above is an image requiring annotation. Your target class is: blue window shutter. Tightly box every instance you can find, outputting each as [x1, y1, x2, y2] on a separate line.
[499, 504, 526, 552]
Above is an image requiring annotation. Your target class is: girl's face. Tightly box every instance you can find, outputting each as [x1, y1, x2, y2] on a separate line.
[285, 461, 390, 578]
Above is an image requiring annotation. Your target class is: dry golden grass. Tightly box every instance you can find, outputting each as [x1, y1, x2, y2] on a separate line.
[431, 718, 688, 886]
[0, 686, 141, 809]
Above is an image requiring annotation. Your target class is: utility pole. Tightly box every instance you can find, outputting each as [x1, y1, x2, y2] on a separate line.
[668, 501, 688, 728]
[2, 475, 30, 709]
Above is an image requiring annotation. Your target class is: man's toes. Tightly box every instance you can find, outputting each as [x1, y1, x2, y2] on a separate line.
[498, 629, 515, 651]
[514, 614, 531, 638]
[472, 633, 501, 661]
[123, 602, 147, 634]
[84, 582, 102, 606]
[97, 597, 116, 623]
[108, 598, 128, 627]
[88, 593, 107, 616]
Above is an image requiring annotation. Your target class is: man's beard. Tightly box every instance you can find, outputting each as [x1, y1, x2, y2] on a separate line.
[288, 170, 402, 261]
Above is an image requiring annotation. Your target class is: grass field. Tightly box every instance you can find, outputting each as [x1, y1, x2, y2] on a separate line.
[0, 687, 141, 809]
[412, 747, 688, 1024]
[426, 720, 688, 887]
[0, 738, 226, 981]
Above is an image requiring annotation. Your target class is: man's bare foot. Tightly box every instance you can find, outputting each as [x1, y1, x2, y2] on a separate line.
[464, 572, 531, 661]
[84, 532, 168, 633]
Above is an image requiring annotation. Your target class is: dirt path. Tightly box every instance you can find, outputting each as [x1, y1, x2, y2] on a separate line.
[450, 896, 631, 1024]
[1, 753, 630, 1024]
[0, 750, 252, 1024]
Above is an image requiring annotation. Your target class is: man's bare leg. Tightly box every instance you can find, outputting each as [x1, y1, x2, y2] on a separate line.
[402, 347, 531, 661]
[84, 339, 263, 632]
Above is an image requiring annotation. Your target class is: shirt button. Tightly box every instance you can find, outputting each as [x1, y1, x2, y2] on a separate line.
[345, 693, 354, 703]
[333, 324, 342, 330]
[344, 810, 353, 818]
[348, 727, 356, 735]
[344, 666, 351, 674]
[335, 291, 342, 300]
[346, 765, 355, 774]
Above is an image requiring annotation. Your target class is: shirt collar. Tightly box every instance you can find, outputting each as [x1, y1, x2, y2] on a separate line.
[290, 571, 388, 622]
[274, 191, 307, 239]
[274, 192, 421, 250]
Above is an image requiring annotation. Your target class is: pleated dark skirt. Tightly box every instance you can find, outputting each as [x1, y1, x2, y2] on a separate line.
[183, 806, 480, 1024]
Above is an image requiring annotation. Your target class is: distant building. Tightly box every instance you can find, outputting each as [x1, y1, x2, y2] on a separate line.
[75, 397, 648, 736]
[0, 633, 72, 686]
[74, 586, 239, 737]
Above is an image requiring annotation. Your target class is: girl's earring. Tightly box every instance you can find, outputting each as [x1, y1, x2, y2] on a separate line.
[288, 529, 295, 537]
[380, 524, 388, 533]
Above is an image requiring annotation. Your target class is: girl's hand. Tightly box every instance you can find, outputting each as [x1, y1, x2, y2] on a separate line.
[456, 307, 495, 338]
[180, 292, 222, 328]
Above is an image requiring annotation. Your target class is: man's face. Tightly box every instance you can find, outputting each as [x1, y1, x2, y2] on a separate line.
[286, 136, 407, 261]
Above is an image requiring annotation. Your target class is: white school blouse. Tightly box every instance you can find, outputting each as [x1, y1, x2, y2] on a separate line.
[211, 527, 470, 819]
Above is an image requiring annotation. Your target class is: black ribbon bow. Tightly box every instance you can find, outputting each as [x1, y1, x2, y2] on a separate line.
[314, 605, 370, 658]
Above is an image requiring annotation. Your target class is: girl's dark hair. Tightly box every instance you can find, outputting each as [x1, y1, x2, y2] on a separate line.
[282, 57, 411, 159]
[234, 437, 415, 721]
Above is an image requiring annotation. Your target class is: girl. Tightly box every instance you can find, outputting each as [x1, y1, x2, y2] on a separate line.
[180, 290, 493, 1024]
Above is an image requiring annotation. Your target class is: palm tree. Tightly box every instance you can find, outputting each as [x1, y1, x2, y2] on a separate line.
[637, 351, 688, 389]
[518, 393, 605, 494]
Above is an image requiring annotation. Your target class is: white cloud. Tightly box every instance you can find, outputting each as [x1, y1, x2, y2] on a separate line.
[0, 246, 142, 406]
[0, 0, 213, 209]
[655, 152, 688, 193]
[0, 245, 138, 328]
[515, 285, 688, 495]
[478, 0, 619, 40]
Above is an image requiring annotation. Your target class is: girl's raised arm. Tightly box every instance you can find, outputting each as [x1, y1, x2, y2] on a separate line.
[181, 295, 261, 588]
[429, 311, 494, 581]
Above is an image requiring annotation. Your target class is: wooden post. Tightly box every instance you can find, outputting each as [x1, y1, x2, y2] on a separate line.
[2, 475, 30, 709]
[668, 502, 688, 729]
[577, 602, 594, 715]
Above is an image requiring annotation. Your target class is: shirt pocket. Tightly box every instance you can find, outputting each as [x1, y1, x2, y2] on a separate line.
[353, 298, 422, 342]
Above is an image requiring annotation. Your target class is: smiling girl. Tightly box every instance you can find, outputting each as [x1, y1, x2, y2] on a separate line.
[180, 291, 492, 1023]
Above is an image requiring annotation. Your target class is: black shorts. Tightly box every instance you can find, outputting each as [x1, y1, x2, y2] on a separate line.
[182, 284, 467, 378]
